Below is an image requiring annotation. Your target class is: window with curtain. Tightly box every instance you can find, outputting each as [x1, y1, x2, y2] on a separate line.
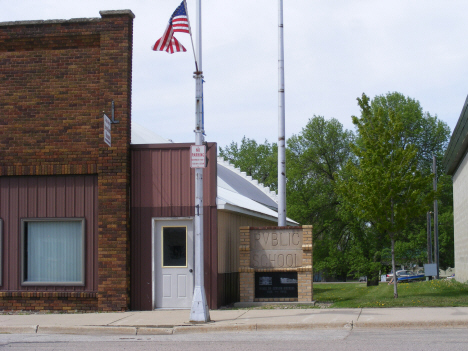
[22, 219, 85, 285]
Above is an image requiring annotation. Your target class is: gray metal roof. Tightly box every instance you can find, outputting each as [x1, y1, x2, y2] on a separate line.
[443, 95, 468, 175]
[217, 159, 278, 211]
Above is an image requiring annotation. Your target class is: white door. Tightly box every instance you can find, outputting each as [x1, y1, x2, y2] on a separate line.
[153, 219, 194, 309]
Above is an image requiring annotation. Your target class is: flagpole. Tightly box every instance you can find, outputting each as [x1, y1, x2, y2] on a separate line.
[278, 0, 286, 226]
[183, 0, 199, 71]
[190, 0, 210, 323]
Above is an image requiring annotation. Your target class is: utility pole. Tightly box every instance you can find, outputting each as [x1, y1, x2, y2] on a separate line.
[277, 0, 286, 226]
[190, 0, 210, 323]
[426, 211, 432, 281]
[427, 212, 432, 264]
[433, 155, 439, 279]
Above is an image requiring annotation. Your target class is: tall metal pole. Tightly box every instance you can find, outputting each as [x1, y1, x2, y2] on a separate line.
[426, 211, 433, 281]
[433, 155, 439, 279]
[277, 0, 286, 226]
[190, 0, 210, 323]
[427, 212, 432, 264]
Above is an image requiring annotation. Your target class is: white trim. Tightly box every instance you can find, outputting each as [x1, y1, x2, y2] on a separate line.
[218, 204, 298, 226]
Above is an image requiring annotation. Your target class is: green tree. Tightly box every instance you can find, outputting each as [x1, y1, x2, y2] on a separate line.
[369, 93, 449, 170]
[287, 116, 355, 278]
[219, 137, 277, 190]
[394, 174, 453, 270]
[218, 93, 453, 284]
[433, 173, 454, 270]
[337, 93, 435, 297]
[370, 93, 452, 271]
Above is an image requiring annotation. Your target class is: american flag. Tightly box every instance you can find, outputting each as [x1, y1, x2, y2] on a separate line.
[153, 1, 190, 54]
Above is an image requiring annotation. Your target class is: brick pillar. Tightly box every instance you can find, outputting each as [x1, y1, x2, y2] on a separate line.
[239, 271, 255, 302]
[239, 226, 255, 302]
[298, 225, 313, 301]
[97, 10, 134, 311]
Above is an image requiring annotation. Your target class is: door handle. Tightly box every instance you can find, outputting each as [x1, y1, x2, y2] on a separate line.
[189, 269, 193, 273]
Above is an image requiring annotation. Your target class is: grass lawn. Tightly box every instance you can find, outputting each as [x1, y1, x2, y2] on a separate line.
[313, 279, 468, 308]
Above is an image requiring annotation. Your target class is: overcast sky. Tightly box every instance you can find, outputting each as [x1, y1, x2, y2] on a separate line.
[2, 1, 468, 147]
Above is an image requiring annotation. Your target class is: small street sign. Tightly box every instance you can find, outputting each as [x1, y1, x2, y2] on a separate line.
[190, 145, 206, 168]
[104, 114, 111, 147]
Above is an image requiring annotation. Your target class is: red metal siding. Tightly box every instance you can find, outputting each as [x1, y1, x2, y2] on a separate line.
[130, 143, 218, 310]
[0, 175, 98, 292]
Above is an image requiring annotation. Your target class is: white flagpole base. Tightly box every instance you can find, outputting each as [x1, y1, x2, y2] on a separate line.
[189, 286, 210, 323]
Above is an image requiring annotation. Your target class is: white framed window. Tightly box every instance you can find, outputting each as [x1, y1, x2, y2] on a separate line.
[21, 218, 85, 286]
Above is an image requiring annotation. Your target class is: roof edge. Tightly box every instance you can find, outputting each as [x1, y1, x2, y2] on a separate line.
[443, 94, 468, 175]
[217, 157, 278, 204]
[0, 18, 100, 27]
[0, 10, 135, 27]
[99, 10, 135, 19]
[131, 142, 216, 150]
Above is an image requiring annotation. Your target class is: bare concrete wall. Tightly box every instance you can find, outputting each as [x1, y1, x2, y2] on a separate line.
[453, 150, 468, 283]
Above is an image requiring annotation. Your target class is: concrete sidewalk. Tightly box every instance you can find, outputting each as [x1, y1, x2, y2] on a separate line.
[0, 307, 467, 335]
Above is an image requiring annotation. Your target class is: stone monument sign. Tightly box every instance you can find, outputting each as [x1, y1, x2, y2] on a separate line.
[239, 225, 313, 303]
[250, 228, 303, 269]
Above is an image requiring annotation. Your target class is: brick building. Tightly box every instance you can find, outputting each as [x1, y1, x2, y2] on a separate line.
[0, 11, 134, 311]
[0, 11, 300, 312]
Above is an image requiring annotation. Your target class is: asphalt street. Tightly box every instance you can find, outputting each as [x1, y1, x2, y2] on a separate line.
[0, 328, 467, 351]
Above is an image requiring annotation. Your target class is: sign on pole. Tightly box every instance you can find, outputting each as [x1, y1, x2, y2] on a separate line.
[104, 114, 112, 147]
[190, 145, 206, 168]
[424, 263, 438, 277]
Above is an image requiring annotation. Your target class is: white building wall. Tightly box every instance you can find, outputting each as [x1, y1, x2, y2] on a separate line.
[453, 150, 468, 283]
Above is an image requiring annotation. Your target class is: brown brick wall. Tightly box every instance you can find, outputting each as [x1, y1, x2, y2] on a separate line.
[0, 292, 98, 312]
[0, 10, 134, 311]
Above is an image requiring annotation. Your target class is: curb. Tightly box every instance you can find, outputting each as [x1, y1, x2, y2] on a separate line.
[136, 327, 174, 335]
[354, 320, 468, 329]
[0, 319, 467, 335]
[0, 325, 38, 334]
[37, 326, 137, 335]
[173, 324, 257, 334]
[0, 322, 353, 335]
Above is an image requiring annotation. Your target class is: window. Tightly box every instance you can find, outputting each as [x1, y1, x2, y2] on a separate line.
[162, 226, 187, 267]
[21, 219, 85, 286]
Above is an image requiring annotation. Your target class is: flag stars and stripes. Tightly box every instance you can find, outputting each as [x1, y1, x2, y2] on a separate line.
[170, 2, 190, 33]
[153, 1, 191, 54]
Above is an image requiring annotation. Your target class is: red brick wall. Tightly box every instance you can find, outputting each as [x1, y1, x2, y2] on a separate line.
[0, 10, 134, 311]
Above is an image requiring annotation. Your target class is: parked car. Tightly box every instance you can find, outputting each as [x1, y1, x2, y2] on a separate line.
[395, 270, 413, 278]
[397, 271, 425, 282]
[359, 276, 367, 282]
[387, 270, 421, 281]
[386, 270, 407, 281]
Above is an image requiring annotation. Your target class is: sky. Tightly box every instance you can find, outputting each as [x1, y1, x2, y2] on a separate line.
[2, 1, 468, 148]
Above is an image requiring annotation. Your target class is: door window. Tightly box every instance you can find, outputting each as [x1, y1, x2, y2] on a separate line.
[162, 226, 187, 267]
